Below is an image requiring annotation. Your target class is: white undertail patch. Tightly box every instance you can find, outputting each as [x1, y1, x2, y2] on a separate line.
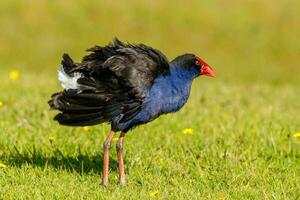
[58, 66, 82, 90]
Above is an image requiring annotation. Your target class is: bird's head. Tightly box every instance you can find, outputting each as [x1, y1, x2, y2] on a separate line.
[172, 54, 216, 78]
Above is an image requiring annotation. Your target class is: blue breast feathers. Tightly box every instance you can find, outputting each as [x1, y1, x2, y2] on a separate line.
[116, 63, 199, 131]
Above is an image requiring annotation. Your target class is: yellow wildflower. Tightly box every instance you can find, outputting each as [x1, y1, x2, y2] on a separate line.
[83, 126, 92, 132]
[48, 136, 54, 144]
[113, 137, 119, 142]
[148, 190, 159, 197]
[9, 70, 20, 81]
[0, 101, 3, 107]
[293, 133, 300, 141]
[183, 128, 193, 135]
[217, 195, 227, 200]
[0, 162, 7, 169]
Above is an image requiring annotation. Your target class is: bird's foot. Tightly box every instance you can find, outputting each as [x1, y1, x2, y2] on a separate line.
[101, 180, 108, 187]
[119, 178, 126, 186]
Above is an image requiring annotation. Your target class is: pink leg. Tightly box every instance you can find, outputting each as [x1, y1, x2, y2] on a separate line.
[116, 132, 126, 185]
[102, 130, 115, 186]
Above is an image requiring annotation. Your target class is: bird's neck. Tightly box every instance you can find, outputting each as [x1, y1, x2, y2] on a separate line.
[148, 63, 198, 114]
[170, 62, 199, 81]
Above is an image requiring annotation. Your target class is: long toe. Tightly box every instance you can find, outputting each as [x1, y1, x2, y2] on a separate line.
[119, 177, 126, 185]
[102, 180, 109, 187]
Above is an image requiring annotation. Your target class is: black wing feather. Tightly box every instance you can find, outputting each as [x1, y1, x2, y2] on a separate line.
[49, 38, 170, 128]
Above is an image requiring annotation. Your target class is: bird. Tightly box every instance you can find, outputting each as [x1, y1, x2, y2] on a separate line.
[48, 38, 215, 186]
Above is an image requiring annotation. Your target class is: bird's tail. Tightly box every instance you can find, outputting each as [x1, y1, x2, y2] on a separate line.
[48, 54, 122, 126]
[61, 53, 75, 73]
[57, 54, 83, 90]
[48, 90, 122, 126]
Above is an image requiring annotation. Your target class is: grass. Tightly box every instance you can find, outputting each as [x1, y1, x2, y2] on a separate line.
[0, 0, 300, 199]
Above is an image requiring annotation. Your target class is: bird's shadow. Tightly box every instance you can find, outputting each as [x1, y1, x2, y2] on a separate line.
[5, 146, 118, 175]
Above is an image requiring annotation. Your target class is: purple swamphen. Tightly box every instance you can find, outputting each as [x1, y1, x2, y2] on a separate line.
[48, 38, 215, 186]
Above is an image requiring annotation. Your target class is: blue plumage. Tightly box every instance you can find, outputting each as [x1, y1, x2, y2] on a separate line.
[116, 62, 199, 131]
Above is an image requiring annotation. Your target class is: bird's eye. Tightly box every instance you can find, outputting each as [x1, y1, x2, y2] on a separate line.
[195, 60, 200, 66]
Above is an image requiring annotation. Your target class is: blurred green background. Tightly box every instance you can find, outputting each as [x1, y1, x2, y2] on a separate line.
[0, 0, 299, 83]
[0, 0, 300, 199]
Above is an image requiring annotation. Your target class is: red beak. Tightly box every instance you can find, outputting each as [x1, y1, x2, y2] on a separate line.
[200, 65, 216, 77]
[195, 55, 216, 78]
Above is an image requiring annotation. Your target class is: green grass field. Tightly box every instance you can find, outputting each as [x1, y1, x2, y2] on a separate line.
[0, 0, 300, 199]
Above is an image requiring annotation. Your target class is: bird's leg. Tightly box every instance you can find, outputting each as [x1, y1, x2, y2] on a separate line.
[116, 132, 126, 185]
[102, 130, 115, 187]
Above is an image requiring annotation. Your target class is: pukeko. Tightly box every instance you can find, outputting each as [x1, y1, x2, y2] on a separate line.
[48, 38, 215, 186]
